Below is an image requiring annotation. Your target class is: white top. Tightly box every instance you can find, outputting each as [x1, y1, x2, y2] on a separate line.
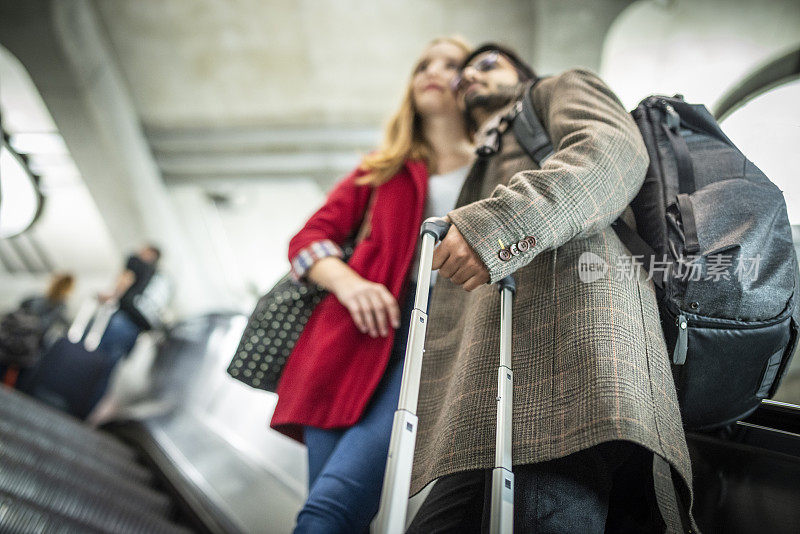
[409, 164, 471, 285]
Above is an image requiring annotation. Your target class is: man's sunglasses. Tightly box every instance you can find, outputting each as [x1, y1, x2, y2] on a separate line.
[451, 51, 501, 91]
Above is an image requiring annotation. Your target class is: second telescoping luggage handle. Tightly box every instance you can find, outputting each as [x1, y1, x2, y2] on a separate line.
[491, 274, 515, 534]
[67, 299, 119, 352]
[377, 217, 517, 534]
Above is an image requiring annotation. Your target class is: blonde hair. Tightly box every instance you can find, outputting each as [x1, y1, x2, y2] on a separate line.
[46, 273, 75, 303]
[356, 36, 471, 186]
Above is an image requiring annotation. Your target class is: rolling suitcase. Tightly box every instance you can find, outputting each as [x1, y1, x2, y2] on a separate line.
[376, 217, 517, 534]
[19, 301, 118, 419]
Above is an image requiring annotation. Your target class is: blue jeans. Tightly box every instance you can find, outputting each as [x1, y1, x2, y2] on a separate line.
[96, 310, 142, 364]
[89, 310, 142, 407]
[296, 360, 403, 533]
[295, 283, 425, 533]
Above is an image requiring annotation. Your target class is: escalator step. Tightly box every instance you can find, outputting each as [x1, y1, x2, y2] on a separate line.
[0, 386, 136, 459]
[0, 388, 135, 458]
[0, 489, 101, 534]
[0, 418, 153, 485]
[0, 462, 191, 534]
[1, 432, 172, 515]
[0, 409, 143, 476]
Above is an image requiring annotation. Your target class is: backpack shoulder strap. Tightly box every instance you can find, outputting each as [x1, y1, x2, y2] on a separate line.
[511, 84, 666, 291]
[610, 218, 663, 291]
[510, 81, 555, 167]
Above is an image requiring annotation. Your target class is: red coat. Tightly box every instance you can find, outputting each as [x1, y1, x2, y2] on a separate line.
[270, 160, 429, 441]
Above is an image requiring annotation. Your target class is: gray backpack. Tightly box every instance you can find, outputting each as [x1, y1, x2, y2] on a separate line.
[502, 87, 799, 431]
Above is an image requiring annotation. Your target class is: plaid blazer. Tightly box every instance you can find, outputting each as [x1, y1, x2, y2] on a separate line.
[411, 70, 695, 532]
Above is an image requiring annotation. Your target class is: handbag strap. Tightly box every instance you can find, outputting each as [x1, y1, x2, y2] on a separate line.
[354, 188, 376, 245]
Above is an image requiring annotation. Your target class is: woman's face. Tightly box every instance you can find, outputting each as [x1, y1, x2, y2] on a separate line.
[411, 41, 466, 118]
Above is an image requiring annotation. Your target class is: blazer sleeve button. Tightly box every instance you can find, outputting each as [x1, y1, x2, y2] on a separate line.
[525, 236, 536, 248]
[498, 249, 512, 261]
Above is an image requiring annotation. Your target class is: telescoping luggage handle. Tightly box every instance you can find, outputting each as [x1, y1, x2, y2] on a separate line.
[376, 217, 516, 534]
[67, 299, 118, 352]
[491, 274, 515, 534]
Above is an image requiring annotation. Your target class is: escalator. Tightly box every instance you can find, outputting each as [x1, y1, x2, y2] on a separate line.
[0, 312, 304, 533]
[0, 384, 194, 533]
[2, 312, 799, 533]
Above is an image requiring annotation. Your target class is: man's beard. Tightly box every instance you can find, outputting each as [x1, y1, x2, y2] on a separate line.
[464, 83, 523, 120]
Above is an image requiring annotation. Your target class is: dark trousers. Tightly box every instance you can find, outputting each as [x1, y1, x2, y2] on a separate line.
[407, 441, 663, 534]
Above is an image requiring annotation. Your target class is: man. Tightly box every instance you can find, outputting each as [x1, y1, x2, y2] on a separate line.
[407, 44, 694, 532]
[97, 244, 169, 361]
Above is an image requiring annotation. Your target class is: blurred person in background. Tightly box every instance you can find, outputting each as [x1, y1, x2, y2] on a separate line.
[96, 243, 170, 363]
[269, 37, 475, 533]
[0, 272, 75, 387]
[86, 243, 171, 408]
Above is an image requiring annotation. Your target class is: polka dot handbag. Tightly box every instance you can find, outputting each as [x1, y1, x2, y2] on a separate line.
[226, 193, 374, 392]
[226, 242, 356, 392]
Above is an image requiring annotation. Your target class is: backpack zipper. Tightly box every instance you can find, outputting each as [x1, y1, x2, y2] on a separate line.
[665, 300, 793, 366]
[673, 314, 688, 365]
[659, 99, 681, 131]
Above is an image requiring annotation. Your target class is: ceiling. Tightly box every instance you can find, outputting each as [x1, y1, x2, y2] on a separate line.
[0, 0, 797, 315]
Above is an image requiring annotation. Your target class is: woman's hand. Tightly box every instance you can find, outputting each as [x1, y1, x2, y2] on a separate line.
[307, 256, 401, 337]
[332, 275, 401, 338]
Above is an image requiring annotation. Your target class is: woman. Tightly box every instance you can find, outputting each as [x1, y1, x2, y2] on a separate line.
[0, 273, 74, 387]
[270, 37, 474, 532]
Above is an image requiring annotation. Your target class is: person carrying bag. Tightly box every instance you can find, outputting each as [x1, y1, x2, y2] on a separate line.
[239, 37, 477, 533]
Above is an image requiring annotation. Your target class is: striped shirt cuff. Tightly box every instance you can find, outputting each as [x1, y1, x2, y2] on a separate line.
[290, 239, 345, 282]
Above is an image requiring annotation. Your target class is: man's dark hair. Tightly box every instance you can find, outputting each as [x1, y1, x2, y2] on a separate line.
[461, 43, 538, 83]
[144, 244, 162, 262]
